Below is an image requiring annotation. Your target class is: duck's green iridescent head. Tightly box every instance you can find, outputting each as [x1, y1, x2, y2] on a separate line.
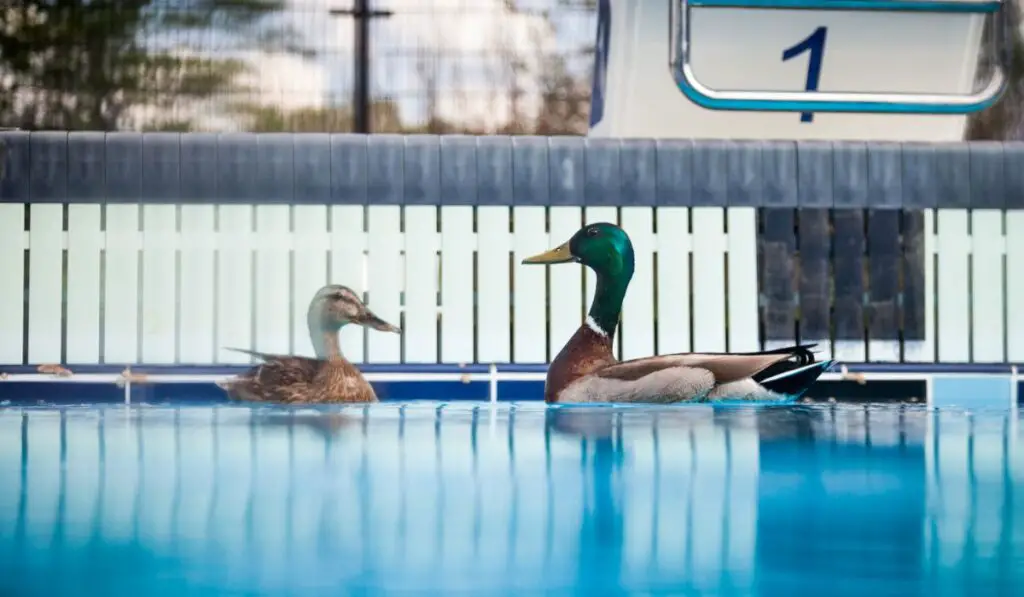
[522, 222, 635, 282]
[522, 222, 635, 337]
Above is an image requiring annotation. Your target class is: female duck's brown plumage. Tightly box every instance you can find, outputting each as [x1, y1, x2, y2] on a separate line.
[217, 285, 400, 403]
[523, 223, 833, 404]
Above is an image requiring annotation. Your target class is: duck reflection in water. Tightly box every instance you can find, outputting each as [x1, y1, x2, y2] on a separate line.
[546, 407, 629, 595]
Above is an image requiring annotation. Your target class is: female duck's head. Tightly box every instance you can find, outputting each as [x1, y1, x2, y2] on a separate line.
[307, 284, 401, 334]
[521, 222, 635, 283]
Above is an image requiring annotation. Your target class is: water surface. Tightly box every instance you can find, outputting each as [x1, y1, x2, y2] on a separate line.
[0, 402, 1020, 596]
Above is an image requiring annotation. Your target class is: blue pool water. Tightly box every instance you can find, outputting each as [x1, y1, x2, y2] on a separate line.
[0, 402, 1020, 596]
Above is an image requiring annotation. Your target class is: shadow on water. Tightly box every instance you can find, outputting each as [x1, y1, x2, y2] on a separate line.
[0, 403, 1020, 595]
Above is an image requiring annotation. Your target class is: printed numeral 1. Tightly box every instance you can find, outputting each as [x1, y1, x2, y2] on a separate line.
[782, 26, 827, 123]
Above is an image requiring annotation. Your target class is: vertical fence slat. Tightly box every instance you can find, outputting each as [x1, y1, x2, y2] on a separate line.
[0, 131, 30, 201]
[796, 209, 831, 358]
[476, 137, 512, 363]
[692, 141, 728, 207]
[901, 209, 931, 362]
[477, 206, 511, 363]
[254, 206, 290, 355]
[140, 205, 177, 363]
[405, 136, 440, 206]
[65, 205, 102, 364]
[1007, 211, 1024, 362]
[103, 205, 140, 364]
[366, 205, 403, 363]
[795, 143, 833, 357]
[511, 138, 548, 362]
[330, 135, 368, 361]
[330, 206, 366, 363]
[620, 207, 655, 360]
[67, 133, 106, 202]
[180, 134, 218, 202]
[401, 137, 443, 362]
[797, 142, 833, 208]
[655, 141, 693, 353]
[440, 206, 474, 364]
[512, 206, 547, 363]
[969, 142, 1005, 210]
[26, 135, 66, 365]
[404, 205, 439, 363]
[0, 204, 23, 364]
[548, 206, 584, 357]
[936, 210, 970, 362]
[27, 205, 63, 364]
[215, 205, 253, 363]
[549, 138, 586, 351]
[105, 133, 142, 204]
[1005, 145, 1024, 362]
[970, 210, 1006, 362]
[902, 144, 936, 209]
[866, 210, 901, 362]
[178, 205, 215, 364]
[656, 140, 693, 207]
[761, 142, 797, 207]
[832, 210, 866, 361]
[141, 133, 180, 203]
[217, 133, 258, 203]
[292, 206, 329, 358]
[584, 138, 621, 206]
[30, 132, 68, 203]
[759, 208, 796, 350]
[365, 137, 404, 362]
[620, 138, 656, 206]
[866, 143, 903, 209]
[655, 207, 692, 353]
[727, 208, 760, 352]
[293, 134, 332, 204]
[726, 141, 761, 207]
[725, 142, 763, 352]
[691, 208, 726, 352]
[865, 143, 902, 361]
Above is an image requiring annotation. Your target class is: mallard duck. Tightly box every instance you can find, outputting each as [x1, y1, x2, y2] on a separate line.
[522, 222, 834, 404]
[216, 284, 400, 403]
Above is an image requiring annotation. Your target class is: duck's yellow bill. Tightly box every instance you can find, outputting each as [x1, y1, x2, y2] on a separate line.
[522, 242, 573, 264]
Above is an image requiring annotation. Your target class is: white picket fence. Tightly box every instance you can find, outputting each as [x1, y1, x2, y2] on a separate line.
[0, 203, 1021, 367]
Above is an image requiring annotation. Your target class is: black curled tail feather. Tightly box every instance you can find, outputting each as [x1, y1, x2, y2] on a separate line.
[749, 342, 835, 398]
[758, 360, 834, 398]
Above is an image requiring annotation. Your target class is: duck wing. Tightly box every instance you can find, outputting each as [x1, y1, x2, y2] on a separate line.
[594, 344, 815, 385]
[219, 348, 324, 402]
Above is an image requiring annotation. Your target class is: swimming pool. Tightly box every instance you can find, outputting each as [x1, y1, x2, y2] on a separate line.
[0, 402, 1019, 596]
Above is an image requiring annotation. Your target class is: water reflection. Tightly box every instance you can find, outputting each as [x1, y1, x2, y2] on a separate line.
[0, 403, 1020, 595]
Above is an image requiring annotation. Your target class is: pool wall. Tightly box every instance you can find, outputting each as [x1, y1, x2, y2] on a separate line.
[0, 133, 1022, 405]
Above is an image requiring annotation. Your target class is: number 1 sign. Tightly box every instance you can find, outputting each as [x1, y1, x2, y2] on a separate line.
[782, 26, 828, 123]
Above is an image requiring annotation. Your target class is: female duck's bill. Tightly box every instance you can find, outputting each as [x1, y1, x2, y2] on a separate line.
[521, 222, 832, 404]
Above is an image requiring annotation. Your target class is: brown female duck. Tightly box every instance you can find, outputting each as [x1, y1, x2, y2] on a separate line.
[217, 284, 400, 403]
[522, 222, 833, 403]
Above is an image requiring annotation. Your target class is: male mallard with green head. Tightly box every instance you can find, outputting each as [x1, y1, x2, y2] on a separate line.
[522, 223, 833, 403]
[217, 284, 400, 403]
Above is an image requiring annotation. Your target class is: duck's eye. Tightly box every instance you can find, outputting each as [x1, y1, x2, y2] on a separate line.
[586, 227, 599, 237]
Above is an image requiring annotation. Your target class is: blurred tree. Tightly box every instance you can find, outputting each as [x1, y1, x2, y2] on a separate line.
[966, 5, 1024, 140]
[0, 0, 304, 131]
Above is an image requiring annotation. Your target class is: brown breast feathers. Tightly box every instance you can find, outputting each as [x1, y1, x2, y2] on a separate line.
[545, 325, 616, 403]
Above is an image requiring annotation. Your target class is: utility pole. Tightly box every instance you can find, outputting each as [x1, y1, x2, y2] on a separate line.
[330, 0, 393, 134]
